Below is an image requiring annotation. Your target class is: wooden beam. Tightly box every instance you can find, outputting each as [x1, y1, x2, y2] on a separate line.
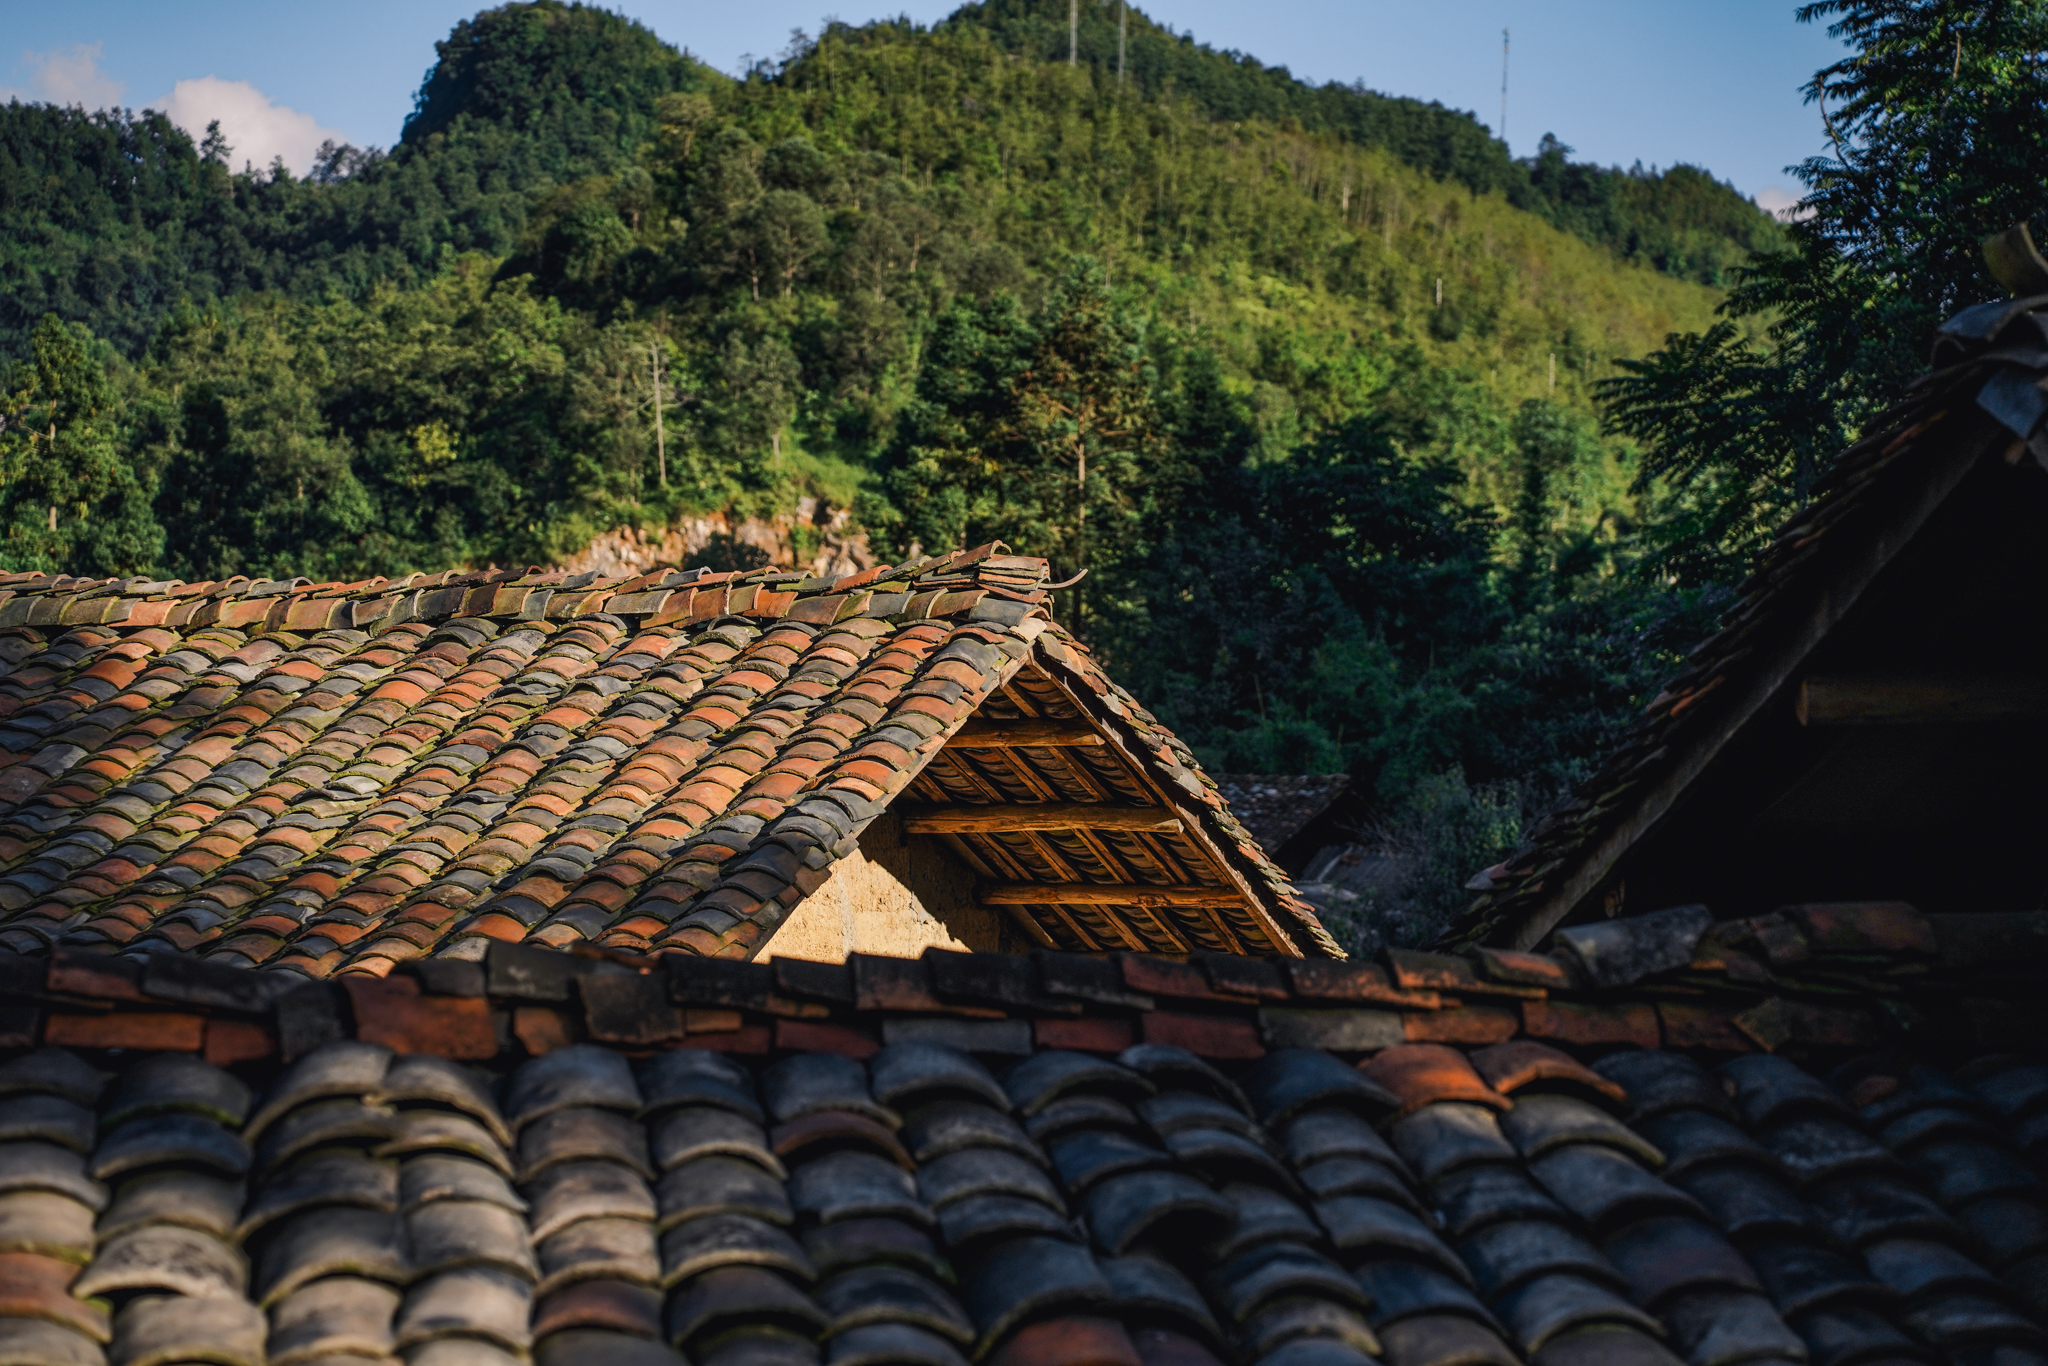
[901, 803, 1180, 834]
[946, 719, 1104, 747]
[980, 882, 1243, 906]
[1797, 674, 2048, 725]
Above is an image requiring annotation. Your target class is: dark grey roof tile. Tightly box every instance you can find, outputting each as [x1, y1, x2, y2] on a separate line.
[1501, 1096, 1665, 1167]
[1299, 1157, 1430, 1217]
[916, 1147, 1063, 1213]
[1863, 1238, 2002, 1301]
[1722, 1057, 1854, 1130]
[539, 1214, 664, 1294]
[1281, 1109, 1407, 1173]
[1954, 1195, 2048, 1267]
[1784, 1306, 1924, 1366]
[1877, 1106, 2000, 1154]
[1901, 1293, 2046, 1349]
[1967, 1063, 2048, 1121]
[0, 1189, 94, 1261]
[1744, 1241, 1883, 1317]
[1141, 1091, 1265, 1142]
[870, 1042, 1008, 1112]
[379, 1108, 515, 1174]
[536, 1327, 687, 1366]
[1242, 1298, 1381, 1361]
[1048, 1130, 1171, 1195]
[1101, 1251, 1224, 1344]
[697, 1327, 822, 1366]
[638, 1049, 764, 1124]
[1433, 1166, 1570, 1240]
[1025, 1095, 1145, 1144]
[1163, 1127, 1299, 1192]
[1216, 1183, 1323, 1258]
[254, 1098, 402, 1173]
[407, 1197, 540, 1279]
[1377, 1313, 1520, 1366]
[1492, 1273, 1665, 1355]
[1760, 1119, 1902, 1188]
[789, 1150, 928, 1227]
[901, 1101, 1041, 1169]
[519, 1107, 655, 1182]
[400, 1152, 526, 1214]
[1353, 1260, 1498, 1331]
[0, 1048, 105, 1107]
[394, 1265, 535, 1353]
[936, 1192, 1077, 1247]
[649, 1106, 782, 1177]
[1002, 1052, 1153, 1116]
[1658, 1289, 1807, 1366]
[957, 1234, 1112, 1352]
[253, 1206, 405, 1306]
[1254, 1338, 1380, 1366]
[800, 1216, 947, 1280]
[100, 1052, 250, 1129]
[1904, 1139, 2038, 1205]
[1316, 1198, 1469, 1283]
[235, 1149, 397, 1239]
[0, 1095, 92, 1153]
[107, 1293, 265, 1366]
[1239, 1051, 1396, 1127]
[1532, 1145, 1703, 1231]
[1081, 1169, 1235, 1255]
[1666, 1164, 1818, 1243]
[1602, 1216, 1761, 1307]
[266, 1273, 402, 1361]
[508, 1046, 643, 1130]
[1531, 1325, 1690, 1366]
[1593, 1054, 1734, 1125]
[665, 1264, 828, 1349]
[1391, 1105, 1518, 1183]
[1455, 1220, 1621, 1299]
[816, 1264, 974, 1342]
[97, 1166, 236, 1237]
[0, 1318, 112, 1366]
[1208, 1242, 1370, 1323]
[2, 1142, 106, 1211]
[1637, 1112, 1781, 1180]
[376, 1054, 509, 1145]
[92, 1114, 250, 1180]
[526, 1161, 656, 1242]
[1807, 1175, 1961, 1248]
[1118, 1045, 1252, 1115]
[827, 1322, 970, 1366]
[656, 1156, 792, 1230]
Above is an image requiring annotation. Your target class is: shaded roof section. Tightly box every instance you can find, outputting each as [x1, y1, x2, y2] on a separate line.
[0, 547, 1337, 976]
[1446, 295, 2048, 951]
[5, 902, 2048, 1366]
[1214, 775, 1355, 868]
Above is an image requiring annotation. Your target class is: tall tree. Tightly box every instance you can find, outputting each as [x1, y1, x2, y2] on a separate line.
[1602, 0, 2048, 584]
[0, 317, 162, 575]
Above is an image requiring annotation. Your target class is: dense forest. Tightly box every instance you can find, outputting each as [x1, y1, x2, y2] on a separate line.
[3, 0, 2017, 951]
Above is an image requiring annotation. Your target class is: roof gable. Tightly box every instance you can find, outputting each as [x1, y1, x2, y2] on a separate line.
[0, 548, 1336, 976]
[1449, 298, 2048, 950]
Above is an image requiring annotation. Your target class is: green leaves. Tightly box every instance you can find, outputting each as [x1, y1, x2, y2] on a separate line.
[0, 317, 162, 575]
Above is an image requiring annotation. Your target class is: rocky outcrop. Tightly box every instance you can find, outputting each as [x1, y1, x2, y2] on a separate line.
[557, 497, 875, 578]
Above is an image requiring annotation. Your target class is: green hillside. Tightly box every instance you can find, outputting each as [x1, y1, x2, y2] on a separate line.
[0, 1, 1782, 949]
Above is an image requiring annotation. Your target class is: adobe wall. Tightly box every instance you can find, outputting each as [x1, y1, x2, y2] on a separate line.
[759, 809, 1005, 961]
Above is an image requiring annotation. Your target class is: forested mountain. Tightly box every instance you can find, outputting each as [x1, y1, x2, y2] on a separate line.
[0, 0, 1801, 950]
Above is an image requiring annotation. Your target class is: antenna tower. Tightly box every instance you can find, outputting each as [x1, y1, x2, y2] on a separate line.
[1500, 28, 1510, 147]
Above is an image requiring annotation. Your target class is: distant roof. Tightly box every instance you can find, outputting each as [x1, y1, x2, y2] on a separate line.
[0, 544, 1338, 977]
[1446, 293, 2048, 951]
[1213, 774, 1353, 859]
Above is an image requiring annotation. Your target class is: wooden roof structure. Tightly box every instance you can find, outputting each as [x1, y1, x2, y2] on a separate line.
[1446, 288, 2048, 952]
[0, 545, 1338, 979]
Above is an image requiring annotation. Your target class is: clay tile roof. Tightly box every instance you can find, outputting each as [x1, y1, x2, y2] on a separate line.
[6, 903, 2048, 1366]
[1444, 295, 2048, 952]
[0, 547, 1338, 975]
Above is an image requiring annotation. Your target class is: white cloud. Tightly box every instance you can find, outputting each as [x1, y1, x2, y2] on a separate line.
[149, 76, 347, 177]
[4, 43, 126, 108]
[1754, 187, 1814, 222]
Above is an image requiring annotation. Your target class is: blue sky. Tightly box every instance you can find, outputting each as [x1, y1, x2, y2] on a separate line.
[1, 0, 1845, 211]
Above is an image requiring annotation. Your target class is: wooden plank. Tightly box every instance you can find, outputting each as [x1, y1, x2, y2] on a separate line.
[900, 803, 1180, 834]
[1797, 674, 2048, 725]
[980, 882, 1243, 907]
[947, 719, 1104, 747]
